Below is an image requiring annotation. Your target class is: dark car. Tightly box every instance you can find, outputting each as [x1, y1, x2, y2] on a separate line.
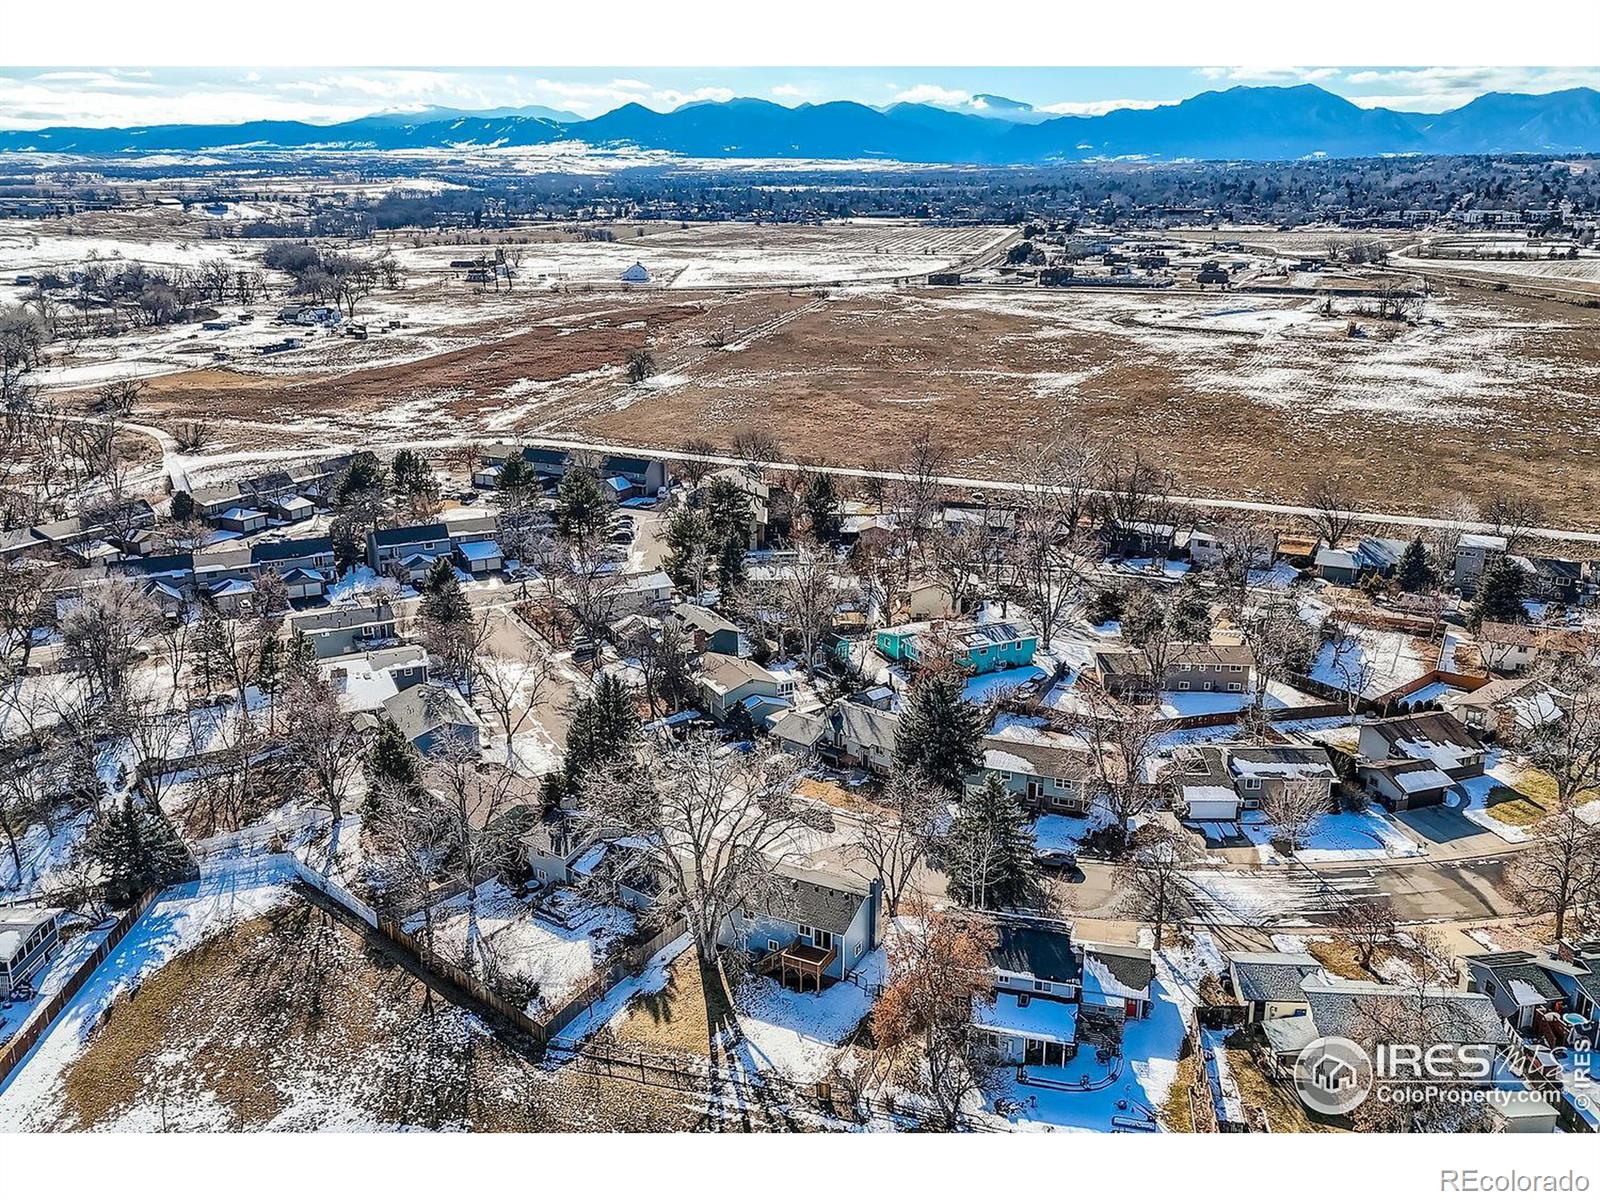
[1035, 847, 1078, 871]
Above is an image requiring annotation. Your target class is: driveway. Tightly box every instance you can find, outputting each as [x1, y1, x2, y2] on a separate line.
[1392, 798, 1507, 853]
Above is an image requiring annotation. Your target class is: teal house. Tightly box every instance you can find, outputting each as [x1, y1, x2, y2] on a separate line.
[874, 620, 1038, 676]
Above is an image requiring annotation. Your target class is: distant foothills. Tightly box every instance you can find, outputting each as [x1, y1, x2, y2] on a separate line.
[4, 84, 1600, 163]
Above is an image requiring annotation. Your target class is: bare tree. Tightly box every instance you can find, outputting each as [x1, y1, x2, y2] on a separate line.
[60, 576, 162, 702]
[280, 671, 366, 826]
[1507, 802, 1600, 941]
[675, 436, 718, 487]
[1114, 822, 1195, 951]
[1260, 777, 1329, 853]
[471, 626, 553, 767]
[855, 766, 946, 918]
[579, 730, 831, 968]
[1065, 680, 1163, 853]
[1328, 896, 1399, 976]
[1483, 495, 1547, 554]
[773, 541, 842, 667]
[1305, 479, 1359, 550]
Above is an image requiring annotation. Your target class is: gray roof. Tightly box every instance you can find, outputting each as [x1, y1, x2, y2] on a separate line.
[372, 523, 449, 548]
[1464, 951, 1576, 1006]
[292, 602, 394, 634]
[1080, 942, 1156, 995]
[769, 708, 828, 749]
[1302, 977, 1507, 1047]
[761, 862, 871, 935]
[1229, 951, 1322, 1004]
[833, 699, 899, 755]
[671, 602, 739, 637]
[991, 919, 1078, 984]
[382, 683, 477, 743]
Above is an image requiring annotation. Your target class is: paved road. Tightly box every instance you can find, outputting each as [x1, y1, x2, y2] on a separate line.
[515, 433, 1600, 546]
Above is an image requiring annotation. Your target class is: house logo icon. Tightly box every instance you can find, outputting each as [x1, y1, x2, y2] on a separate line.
[1294, 1036, 1373, 1115]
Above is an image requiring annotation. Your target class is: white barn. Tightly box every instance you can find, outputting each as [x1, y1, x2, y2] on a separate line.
[620, 261, 651, 284]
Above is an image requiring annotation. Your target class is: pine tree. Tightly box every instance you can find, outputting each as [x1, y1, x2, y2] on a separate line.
[421, 572, 470, 627]
[367, 716, 422, 796]
[1475, 555, 1528, 625]
[663, 506, 711, 588]
[945, 774, 1037, 910]
[802, 472, 842, 543]
[421, 556, 457, 596]
[894, 671, 984, 793]
[1397, 536, 1433, 592]
[561, 674, 639, 792]
[284, 628, 318, 682]
[555, 469, 610, 547]
[89, 796, 188, 909]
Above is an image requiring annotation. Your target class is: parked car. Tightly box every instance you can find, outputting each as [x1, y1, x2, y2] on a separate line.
[1035, 847, 1078, 871]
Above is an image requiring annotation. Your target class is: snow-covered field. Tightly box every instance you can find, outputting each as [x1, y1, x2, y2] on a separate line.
[729, 947, 886, 1084]
[393, 220, 1011, 291]
[1309, 625, 1435, 699]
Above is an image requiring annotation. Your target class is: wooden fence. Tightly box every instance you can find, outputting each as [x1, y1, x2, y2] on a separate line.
[537, 917, 688, 1041]
[0, 887, 158, 1086]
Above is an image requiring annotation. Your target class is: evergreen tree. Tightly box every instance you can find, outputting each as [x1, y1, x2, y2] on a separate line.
[170, 490, 195, 522]
[89, 796, 188, 909]
[1397, 536, 1434, 592]
[391, 449, 436, 498]
[555, 469, 610, 548]
[421, 571, 471, 628]
[1475, 555, 1528, 625]
[421, 556, 457, 596]
[945, 773, 1037, 910]
[704, 477, 755, 553]
[801, 472, 842, 543]
[497, 452, 534, 497]
[561, 674, 639, 793]
[367, 716, 421, 796]
[894, 671, 984, 793]
[663, 506, 711, 588]
[337, 450, 387, 501]
[283, 628, 318, 682]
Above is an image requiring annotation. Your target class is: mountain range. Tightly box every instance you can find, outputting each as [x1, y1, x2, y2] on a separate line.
[3, 84, 1599, 163]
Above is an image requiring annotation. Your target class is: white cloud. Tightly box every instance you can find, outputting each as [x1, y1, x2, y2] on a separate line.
[890, 84, 973, 109]
[654, 87, 736, 109]
[769, 83, 807, 99]
[1198, 67, 1343, 85]
[1036, 98, 1171, 116]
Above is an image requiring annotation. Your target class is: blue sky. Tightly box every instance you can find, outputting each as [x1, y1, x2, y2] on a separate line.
[2, 66, 1598, 129]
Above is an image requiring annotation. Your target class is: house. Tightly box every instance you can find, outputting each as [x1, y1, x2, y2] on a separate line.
[697, 653, 794, 726]
[289, 603, 398, 659]
[1184, 526, 1272, 570]
[1477, 621, 1590, 674]
[381, 683, 479, 757]
[898, 576, 965, 622]
[367, 523, 452, 577]
[251, 536, 335, 599]
[266, 494, 315, 524]
[1356, 711, 1486, 810]
[976, 918, 1153, 1068]
[1173, 742, 1336, 822]
[725, 861, 883, 991]
[140, 578, 187, 617]
[975, 725, 1097, 815]
[613, 569, 675, 616]
[1442, 676, 1564, 738]
[215, 506, 268, 535]
[1107, 519, 1177, 558]
[1226, 951, 1324, 1024]
[323, 644, 430, 713]
[1460, 951, 1600, 1036]
[1314, 535, 1409, 585]
[0, 905, 66, 992]
[977, 918, 1083, 1068]
[667, 602, 742, 656]
[703, 467, 770, 546]
[489, 446, 670, 496]
[827, 699, 899, 772]
[1091, 639, 1255, 703]
[874, 619, 1038, 677]
[1258, 975, 1506, 1067]
[189, 482, 246, 521]
[769, 707, 831, 757]
[1515, 555, 1585, 604]
[620, 261, 651, 284]
[1454, 533, 1509, 595]
[207, 576, 257, 617]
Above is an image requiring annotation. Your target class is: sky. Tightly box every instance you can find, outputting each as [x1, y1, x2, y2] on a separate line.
[2, 66, 1598, 130]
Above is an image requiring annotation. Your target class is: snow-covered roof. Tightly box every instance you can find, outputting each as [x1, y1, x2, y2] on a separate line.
[456, 539, 503, 561]
[1393, 767, 1456, 793]
[974, 992, 1079, 1043]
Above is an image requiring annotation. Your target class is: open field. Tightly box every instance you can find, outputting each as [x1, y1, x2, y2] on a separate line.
[16, 213, 1600, 528]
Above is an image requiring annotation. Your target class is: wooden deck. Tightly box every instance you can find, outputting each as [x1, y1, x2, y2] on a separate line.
[755, 940, 838, 993]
